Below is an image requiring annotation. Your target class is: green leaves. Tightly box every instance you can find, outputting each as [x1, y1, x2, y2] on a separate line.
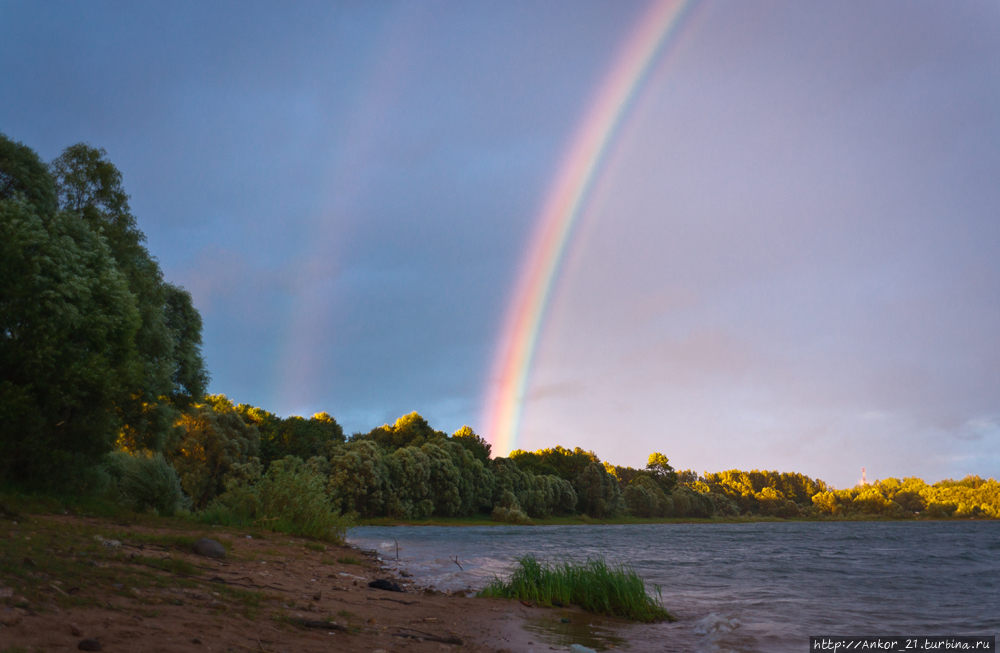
[0, 200, 141, 483]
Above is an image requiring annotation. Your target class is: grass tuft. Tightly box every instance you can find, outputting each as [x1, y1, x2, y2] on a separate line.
[336, 555, 362, 565]
[478, 554, 673, 622]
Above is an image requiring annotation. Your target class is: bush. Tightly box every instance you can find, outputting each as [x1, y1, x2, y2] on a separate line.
[478, 555, 672, 622]
[201, 456, 351, 542]
[491, 505, 533, 525]
[103, 451, 188, 516]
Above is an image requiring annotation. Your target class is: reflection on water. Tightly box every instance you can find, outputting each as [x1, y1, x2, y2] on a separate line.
[348, 521, 1000, 652]
[522, 611, 629, 651]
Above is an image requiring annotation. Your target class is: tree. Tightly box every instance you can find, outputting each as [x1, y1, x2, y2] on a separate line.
[624, 476, 671, 518]
[573, 462, 625, 518]
[509, 446, 599, 482]
[51, 143, 208, 451]
[327, 440, 389, 517]
[353, 412, 447, 451]
[168, 395, 261, 509]
[0, 198, 141, 484]
[451, 425, 492, 463]
[383, 446, 434, 519]
[645, 453, 678, 494]
[0, 133, 57, 216]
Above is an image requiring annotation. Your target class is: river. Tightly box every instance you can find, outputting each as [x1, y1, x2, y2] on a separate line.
[348, 521, 1000, 652]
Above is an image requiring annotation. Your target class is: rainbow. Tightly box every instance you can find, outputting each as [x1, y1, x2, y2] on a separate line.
[484, 0, 694, 455]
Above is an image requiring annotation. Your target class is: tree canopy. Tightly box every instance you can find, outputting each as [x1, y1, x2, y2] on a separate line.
[0, 133, 207, 485]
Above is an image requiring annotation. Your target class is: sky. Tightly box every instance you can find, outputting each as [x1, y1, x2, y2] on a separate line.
[2, 1, 998, 488]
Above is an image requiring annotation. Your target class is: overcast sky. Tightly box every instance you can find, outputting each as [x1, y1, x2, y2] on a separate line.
[3, 1, 998, 488]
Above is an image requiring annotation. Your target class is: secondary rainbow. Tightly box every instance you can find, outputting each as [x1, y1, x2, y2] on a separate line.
[484, 0, 693, 455]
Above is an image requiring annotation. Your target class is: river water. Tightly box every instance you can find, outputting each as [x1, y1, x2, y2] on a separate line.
[348, 521, 1000, 652]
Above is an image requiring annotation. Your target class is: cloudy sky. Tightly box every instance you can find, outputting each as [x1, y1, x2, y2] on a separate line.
[2, 1, 998, 487]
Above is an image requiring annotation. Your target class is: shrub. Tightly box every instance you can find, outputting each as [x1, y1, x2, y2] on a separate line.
[103, 450, 188, 516]
[491, 505, 533, 525]
[201, 456, 351, 542]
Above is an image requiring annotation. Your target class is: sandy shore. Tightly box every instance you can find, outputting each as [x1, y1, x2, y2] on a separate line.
[0, 514, 635, 653]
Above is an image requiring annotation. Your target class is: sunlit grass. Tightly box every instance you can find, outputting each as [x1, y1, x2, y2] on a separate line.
[478, 554, 673, 622]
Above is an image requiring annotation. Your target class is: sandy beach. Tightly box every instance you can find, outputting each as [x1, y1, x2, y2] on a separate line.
[0, 514, 621, 653]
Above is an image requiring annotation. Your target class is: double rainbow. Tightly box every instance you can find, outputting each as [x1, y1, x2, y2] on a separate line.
[484, 0, 693, 455]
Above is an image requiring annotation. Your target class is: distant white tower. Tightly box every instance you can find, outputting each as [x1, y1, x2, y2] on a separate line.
[862, 467, 867, 485]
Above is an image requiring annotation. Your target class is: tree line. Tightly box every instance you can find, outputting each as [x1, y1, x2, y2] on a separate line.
[2, 131, 997, 524]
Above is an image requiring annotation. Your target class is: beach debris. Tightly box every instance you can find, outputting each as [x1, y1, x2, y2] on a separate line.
[569, 645, 597, 653]
[368, 579, 403, 592]
[449, 555, 463, 571]
[367, 596, 417, 605]
[392, 629, 463, 645]
[289, 618, 347, 631]
[0, 587, 12, 599]
[192, 538, 226, 559]
[77, 638, 102, 651]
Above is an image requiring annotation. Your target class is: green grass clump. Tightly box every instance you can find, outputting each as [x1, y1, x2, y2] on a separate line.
[336, 555, 362, 565]
[478, 555, 673, 623]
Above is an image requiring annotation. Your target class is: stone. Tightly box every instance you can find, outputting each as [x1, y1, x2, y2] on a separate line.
[368, 579, 402, 592]
[191, 538, 226, 559]
[78, 638, 102, 651]
[0, 613, 23, 627]
[70, 624, 82, 636]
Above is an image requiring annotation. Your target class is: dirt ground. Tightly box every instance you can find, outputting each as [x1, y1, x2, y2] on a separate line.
[0, 514, 623, 653]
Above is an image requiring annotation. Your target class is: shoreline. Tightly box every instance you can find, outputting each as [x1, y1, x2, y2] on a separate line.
[353, 514, 978, 528]
[1, 513, 624, 652]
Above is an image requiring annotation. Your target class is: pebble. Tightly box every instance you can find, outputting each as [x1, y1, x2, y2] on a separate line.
[77, 638, 102, 651]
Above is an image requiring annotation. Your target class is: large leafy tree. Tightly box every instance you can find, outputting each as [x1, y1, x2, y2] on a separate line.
[1, 133, 209, 486]
[51, 143, 208, 450]
[0, 198, 141, 483]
